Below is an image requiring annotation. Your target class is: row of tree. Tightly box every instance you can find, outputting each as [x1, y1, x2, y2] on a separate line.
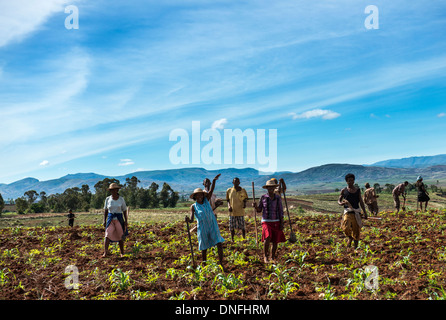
[3, 176, 180, 214]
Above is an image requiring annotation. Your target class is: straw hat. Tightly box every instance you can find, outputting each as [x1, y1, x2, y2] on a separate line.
[108, 183, 122, 190]
[262, 179, 279, 189]
[190, 188, 207, 199]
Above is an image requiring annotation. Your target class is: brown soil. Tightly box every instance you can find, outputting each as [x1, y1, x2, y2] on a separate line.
[1, 209, 446, 300]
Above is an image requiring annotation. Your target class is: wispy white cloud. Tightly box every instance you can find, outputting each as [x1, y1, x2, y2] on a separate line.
[211, 118, 228, 130]
[289, 109, 341, 120]
[0, 0, 75, 47]
[39, 160, 50, 167]
[119, 159, 135, 166]
[438, 113, 445, 118]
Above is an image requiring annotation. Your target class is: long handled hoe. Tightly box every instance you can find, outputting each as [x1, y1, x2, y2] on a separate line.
[281, 180, 297, 243]
[402, 192, 407, 212]
[251, 182, 259, 246]
[185, 215, 196, 268]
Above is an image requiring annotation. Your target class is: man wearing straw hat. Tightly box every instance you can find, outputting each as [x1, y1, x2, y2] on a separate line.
[103, 183, 128, 258]
[252, 179, 286, 263]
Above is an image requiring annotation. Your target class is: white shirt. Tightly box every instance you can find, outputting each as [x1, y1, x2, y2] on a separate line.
[104, 195, 127, 214]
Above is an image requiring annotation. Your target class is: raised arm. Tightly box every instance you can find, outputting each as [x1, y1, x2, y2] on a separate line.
[206, 173, 221, 200]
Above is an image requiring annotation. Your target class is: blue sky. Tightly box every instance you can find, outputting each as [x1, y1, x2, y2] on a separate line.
[0, 0, 445, 184]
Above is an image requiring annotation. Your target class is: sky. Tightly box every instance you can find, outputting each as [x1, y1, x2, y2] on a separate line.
[0, 0, 445, 184]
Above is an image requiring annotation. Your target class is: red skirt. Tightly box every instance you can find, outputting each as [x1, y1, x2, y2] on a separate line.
[261, 221, 286, 243]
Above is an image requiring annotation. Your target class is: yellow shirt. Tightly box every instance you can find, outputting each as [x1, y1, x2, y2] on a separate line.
[226, 187, 248, 217]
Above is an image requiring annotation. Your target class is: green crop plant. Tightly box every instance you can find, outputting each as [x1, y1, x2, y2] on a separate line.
[184, 265, 207, 285]
[285, 250, 308, 267]
[213, 272, 246, 297]
[169, 291, 190, 300]
[266, 264, 299, 300]
[436, 247, 446, 261]
[2, 248, 20, 259]
[145, 269, 160, 286]
[0, 268, 13, 286]
[345, 268, 371, 298]
[109, 268, 133, 291]
[132, 241, 142, 256]
[131, 290, 156, 300]
[227, 251, 248, 267]
[419, 269, 442, 287]
[429, 286, 446, 300]
[316, 282, 337, 300]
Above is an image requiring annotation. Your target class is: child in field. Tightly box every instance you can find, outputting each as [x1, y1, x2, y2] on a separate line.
[226, 177, 248, 242]
[338, 173, 368, 249]
[67, 209, 75, 227]
[253, 179, 286, 263]
[186, 174, 225, 266]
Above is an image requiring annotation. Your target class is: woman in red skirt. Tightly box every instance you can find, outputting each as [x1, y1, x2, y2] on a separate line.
[252, 179, 286, 263]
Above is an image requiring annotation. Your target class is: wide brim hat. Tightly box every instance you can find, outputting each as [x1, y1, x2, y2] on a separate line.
[190, 188, 208, 199]
[262, 179, 279, 189]
[108, 183, 122, 190]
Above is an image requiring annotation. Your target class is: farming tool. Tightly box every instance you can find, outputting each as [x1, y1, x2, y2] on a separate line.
[251, 182, 259, 245]
[343, 199, 381, 220]
[402, 192, 407, 212]
[185, 215, 196, 268]
[281, 180, 297, 243]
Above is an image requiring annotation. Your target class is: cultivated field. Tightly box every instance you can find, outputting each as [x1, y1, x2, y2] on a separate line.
[1, 193, 446, 300]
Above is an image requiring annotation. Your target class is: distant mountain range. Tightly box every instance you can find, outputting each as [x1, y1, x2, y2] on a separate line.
[1, 155, 446, 200]
[368, 154, 446, 168]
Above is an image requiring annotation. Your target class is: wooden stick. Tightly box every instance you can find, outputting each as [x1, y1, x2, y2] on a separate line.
[251, 182, 258, 245]
[185, 215, 196, 268]
[281, 180, 297, 242]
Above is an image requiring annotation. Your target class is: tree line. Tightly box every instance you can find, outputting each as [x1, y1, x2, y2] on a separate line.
[1, 176, 180, 214]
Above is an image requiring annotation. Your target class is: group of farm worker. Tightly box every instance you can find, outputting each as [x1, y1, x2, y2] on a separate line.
[99, 173, 431, 264]
[339, 174, 430, 249]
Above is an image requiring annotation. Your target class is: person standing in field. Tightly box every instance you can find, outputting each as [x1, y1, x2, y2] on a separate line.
[186, 174, 225, 267]
[364, 183, 379, 216]
[67, 209, 75, 227]
[252, 179, 286, 263]
[226, 177, 249, 242]
[415, 176, 430, 212]
[103, 183, 129, 258]
[188, 177, 224, 234]
[392, 181, 409, 213]
[338, 173, 368, 249]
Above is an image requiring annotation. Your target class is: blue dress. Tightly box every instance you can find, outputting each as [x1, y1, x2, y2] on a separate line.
[193, 197, 225, 250]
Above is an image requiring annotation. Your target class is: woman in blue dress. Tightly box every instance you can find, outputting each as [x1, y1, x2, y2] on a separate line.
[185, 173, 225, 267]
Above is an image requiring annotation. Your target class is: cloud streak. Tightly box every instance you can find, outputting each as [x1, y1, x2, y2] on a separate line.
[289, 109, 341, 120]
